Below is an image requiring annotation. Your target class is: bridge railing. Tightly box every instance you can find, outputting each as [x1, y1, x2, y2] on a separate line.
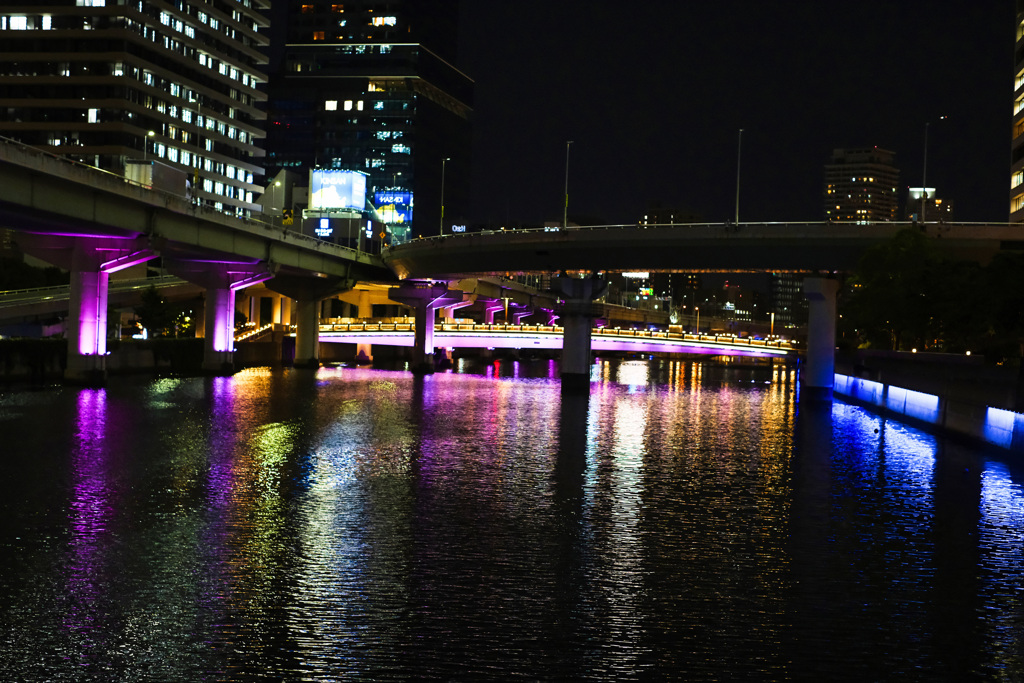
[317, 320, 797, 351]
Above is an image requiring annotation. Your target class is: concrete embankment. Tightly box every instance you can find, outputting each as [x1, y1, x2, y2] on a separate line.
[834, 350, 1024, 454]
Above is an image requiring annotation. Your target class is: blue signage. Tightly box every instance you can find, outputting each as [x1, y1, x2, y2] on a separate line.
[374, 191, 413, 225]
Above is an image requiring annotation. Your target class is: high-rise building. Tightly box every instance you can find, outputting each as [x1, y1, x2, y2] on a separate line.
[0, 1, 270, 215]
[1012, 1, 1024, 222]
[265, 0, 472, 240]
[823, 147, 900, 223]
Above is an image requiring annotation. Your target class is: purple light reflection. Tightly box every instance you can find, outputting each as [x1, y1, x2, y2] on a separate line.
[63, 388, 114, 638]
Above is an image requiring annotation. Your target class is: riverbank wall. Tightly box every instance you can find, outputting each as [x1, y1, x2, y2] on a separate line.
[834, 350, 1024, 454]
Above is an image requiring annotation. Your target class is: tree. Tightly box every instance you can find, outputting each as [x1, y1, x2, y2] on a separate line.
[135, 286, 174, 338]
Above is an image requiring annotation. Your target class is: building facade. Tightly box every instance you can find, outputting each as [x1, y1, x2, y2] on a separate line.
[264, 0, 472, 240]
[0, 0, 270, 215]
[1012, 0, 1024, 222]
[823, 147, 900, 223]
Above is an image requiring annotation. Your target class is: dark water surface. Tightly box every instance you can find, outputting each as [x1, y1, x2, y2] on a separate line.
[1, 358, 1023, 681]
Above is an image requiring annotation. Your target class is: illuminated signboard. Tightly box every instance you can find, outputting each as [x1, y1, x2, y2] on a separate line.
[451, 225, 466, 233]
[622, 272, 650, 279]
[315, 217, 333, 237]
[310, 169, 367, 211]
[374, 191, 413, 225]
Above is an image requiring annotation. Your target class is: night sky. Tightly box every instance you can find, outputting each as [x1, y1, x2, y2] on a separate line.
[458, 2, 1014, 227]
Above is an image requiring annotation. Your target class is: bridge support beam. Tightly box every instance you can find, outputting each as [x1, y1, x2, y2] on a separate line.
[294, 299, 320, 368]
[802, 277, 839, 401]
[355, 289, 373, 364]
[17, 234, 157, 386]
[555, 275, 608, 392]
[388, 281, 464, 373]
[165, 259, 273, 375]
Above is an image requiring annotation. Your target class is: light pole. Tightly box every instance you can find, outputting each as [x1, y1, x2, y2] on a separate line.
[921, 116, 946, 224]
[143, 130, 155, 161]
[695, 306, 700, 336]
[734, 128, 743, 224]
[564, 140, 573, 229]
[439, 157, 450, 235]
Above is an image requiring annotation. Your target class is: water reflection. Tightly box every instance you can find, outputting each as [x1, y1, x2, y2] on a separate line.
[4, 360, 1024, 679]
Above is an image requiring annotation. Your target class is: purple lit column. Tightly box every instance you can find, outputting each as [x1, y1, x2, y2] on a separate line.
[204, 286, 236, 372]
[60, 237, 157, 385]
[802, 277, 839, 401]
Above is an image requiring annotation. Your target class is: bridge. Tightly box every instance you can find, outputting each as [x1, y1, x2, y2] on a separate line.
[0, 137, 393, 382]
[4, 133, 1022, 396]
[380, 222, 1024, 395]
[317, 320, 795, 358]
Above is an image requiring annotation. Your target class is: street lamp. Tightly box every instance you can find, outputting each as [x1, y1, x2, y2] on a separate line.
[439, 157, 450, 235]
[735, 128, 743, 224]
[695, 306, 700, 336]
[392, 171, 402, 189]
[144, 130, 155, 161]
[564, 140, 573, 229]
[921, 116, 947, 224]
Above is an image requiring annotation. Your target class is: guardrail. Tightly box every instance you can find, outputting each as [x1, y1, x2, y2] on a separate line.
[317, 321, 797, 352]
[382, 219, 1016, 253]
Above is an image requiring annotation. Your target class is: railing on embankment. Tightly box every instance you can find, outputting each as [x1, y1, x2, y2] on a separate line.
[834, 351, 1024, 453]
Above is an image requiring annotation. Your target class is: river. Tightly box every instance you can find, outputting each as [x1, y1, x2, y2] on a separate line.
[0, 358, 1022, 680]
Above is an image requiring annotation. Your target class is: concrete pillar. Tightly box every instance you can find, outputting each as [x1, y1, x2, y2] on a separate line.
[483, 301, 504, 324]
[388, 281, 463, 373]
[65, 267, 110, 385]
[165, 260, 273, 375]
[354, 289, 374, 363]
[802, 277, 839, 401]
[555, 274, 608, 392]
[271, 294, 282, 325]
[249, 295, 259, 326]
[15, 235, 157, 386]
[281, 297, 292, 325]
[294, 298, 320, 368]
[203, 286, 236, 373]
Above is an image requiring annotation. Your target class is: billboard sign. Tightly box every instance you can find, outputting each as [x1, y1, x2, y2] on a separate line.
[310, 169, 367, 211]
[374, 191, 413, 225]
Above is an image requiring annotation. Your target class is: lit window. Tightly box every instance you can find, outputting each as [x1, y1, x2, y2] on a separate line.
[331, 4, 344, 11]
[325, 100, 338, 111]
[87, 108, 99, 123]
[344, 100, 353, 110]
[313, 31, 325, 40]
[301, 4, 314, 13]
[372, 16, 397, 26]
[9, 16, 27, 30]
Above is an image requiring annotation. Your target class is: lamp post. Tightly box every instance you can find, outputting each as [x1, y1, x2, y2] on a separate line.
[695, 306, 700, 336]
[734, 128, 743, 224]
[144, 130, 155, 161]
[564, 140, 573, 229]
[439, 157, 450, 235]
[921, 116, 947, 224]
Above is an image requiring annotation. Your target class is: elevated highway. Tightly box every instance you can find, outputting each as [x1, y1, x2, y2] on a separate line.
[383, 222, 1024, 280]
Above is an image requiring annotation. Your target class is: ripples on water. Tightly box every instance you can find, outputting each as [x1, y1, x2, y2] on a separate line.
[0, 358, 1022, 680]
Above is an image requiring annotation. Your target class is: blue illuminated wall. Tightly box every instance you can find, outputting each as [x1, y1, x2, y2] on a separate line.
[834, 373, 1024, 453]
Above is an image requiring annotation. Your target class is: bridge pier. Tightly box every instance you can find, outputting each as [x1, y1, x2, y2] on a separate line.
[17, 234, 157, 386]
[165, 260, 273, 374]
[802, 277, 839, 401]
[555, 274, 608, 392]
[388, 281, 464, 373]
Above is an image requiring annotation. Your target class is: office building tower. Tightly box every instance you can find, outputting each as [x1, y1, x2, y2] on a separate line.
[0, 1, 270, 215]
[824, 147, 899, 223]
[1012, 0, 1024, 222]
[265, 0, 472, 241]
